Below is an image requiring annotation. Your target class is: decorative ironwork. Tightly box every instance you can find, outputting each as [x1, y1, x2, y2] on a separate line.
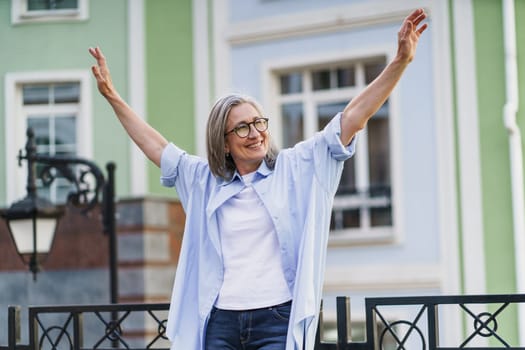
[95, 310, 127, 347]
[460, 303, 510, 347]
[17, 130, 105, 215]
[3, 294, 525, 350]
[39, 325, 73, 350]
[27, 303, 169, 350]
[374, 305, 427, 350]
[472, 312, 499, 337]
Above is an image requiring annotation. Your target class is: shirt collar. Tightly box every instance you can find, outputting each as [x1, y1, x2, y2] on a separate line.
[218, 160, 273, 187]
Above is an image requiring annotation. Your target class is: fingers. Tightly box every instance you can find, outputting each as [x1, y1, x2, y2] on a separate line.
[91, 65, 101, 81]
[405, 8, 427, 34]
[411, 10, 426, 26]
[399, 9, 428, 40]
[89, 47, 107, 67]
[407, 8, 425, 22]
[417, 23, 428, 35]
[89, 46, 112, 79]
[88, 47, 103, 62]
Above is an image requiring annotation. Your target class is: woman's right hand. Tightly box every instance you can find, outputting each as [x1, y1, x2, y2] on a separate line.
[89, 47, 119, 101]
[89, 46, 168, 167]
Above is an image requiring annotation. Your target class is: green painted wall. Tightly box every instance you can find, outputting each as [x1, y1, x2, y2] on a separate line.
[473, 0, 520, 341]
[518, 0, 525, 129]
[0, 0, 11, 206]
[89, 0, 130, 197]
[145, 0, 195, 196]
[0, 0, 131, 202]
[474, 0, 515, 293]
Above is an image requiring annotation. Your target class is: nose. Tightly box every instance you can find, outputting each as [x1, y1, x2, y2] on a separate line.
[247, 123, 260, 138]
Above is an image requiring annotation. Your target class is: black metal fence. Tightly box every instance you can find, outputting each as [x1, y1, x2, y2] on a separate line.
[2, 294, 525, 349]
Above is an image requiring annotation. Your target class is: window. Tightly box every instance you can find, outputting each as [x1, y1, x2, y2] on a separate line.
[11, 0, 89, 24]
[4, 71, 92, 206]
[23, 83, 80, 203]
[275, 56, 396, 244]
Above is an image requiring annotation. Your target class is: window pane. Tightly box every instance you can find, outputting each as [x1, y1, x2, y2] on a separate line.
[55, 116, 76, 145]
[330, 208, 360, 230]
[371, 207, 392, 227]
[337, 66, 355, 87]
[55, 116, 77, 154]
[23, 85, 49, 105]
[317, 102, 346, 131]
[365, 60, 386, 84]
[281, 103, 303, 147]
[367, 105, 390, 192]
[28, 0, 78, 10]
[27, 117, 50, 149]
[312, 69, 331, 91]
[54, 83, 80, 103]
[343, 208, 360, 228]
[368, 99, 392, 227]
[280, 72, 302, 94]
[338, 159, 356, 194]
[23, 83, 80, 104]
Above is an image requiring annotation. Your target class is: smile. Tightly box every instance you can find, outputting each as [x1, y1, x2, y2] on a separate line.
[247, 141, 263, 149]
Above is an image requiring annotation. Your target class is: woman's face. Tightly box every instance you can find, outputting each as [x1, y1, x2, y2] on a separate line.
[224, 102, 269, 175]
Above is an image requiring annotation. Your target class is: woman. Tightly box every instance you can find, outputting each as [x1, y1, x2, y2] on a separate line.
[89, 8, 427, 350]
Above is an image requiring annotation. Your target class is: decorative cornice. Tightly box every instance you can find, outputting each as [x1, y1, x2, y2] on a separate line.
[226, 1, 431, 46]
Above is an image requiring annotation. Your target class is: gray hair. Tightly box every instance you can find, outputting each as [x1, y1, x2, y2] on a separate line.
[206, 93, 278, 180]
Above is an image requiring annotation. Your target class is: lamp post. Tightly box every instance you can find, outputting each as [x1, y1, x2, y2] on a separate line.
[0, 128, 118, 304]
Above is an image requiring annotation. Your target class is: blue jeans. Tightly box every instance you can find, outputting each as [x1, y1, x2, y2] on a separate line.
[204, 300, 292, 350]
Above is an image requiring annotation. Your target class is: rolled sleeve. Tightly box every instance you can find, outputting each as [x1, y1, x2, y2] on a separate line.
[322, 112, 357, 161]
[160, 143, 184, 187]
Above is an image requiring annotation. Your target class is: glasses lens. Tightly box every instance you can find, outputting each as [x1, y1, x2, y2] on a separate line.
[254, 118, 268, 132]
[235, 124, 250, 137]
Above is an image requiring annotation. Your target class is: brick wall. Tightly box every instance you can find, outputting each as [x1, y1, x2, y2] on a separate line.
[0, 197, 185, 303]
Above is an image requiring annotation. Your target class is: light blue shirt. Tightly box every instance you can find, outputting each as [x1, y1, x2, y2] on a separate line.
[161, 112, 356, 349]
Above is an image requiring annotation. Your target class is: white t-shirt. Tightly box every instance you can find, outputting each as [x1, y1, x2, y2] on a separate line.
[215, 172, 292, 309]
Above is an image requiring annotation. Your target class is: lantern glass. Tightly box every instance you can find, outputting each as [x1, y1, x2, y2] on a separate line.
[8, 217, 57, 254]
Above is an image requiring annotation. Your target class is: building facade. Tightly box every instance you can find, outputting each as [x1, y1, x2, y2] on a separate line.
[1, 0, 524, 346]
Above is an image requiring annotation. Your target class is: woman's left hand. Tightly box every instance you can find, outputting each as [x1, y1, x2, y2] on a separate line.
[396, 8, 428, 64]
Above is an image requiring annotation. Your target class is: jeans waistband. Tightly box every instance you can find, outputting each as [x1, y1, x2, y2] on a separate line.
[214, 299, 292, 312]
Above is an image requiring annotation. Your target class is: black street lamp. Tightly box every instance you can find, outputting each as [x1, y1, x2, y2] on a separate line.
[0, 128, 118, 304]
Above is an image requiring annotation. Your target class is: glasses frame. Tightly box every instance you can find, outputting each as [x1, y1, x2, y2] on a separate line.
[224, 117, 269, 138]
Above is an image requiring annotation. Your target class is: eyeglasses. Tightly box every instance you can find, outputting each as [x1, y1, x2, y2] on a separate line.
[224, 117, 269, 138]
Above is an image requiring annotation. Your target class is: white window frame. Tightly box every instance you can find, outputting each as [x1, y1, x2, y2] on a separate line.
[4, 70, 93, 205]
[262, 46, 404, 246]
[11, 0, 89, 25]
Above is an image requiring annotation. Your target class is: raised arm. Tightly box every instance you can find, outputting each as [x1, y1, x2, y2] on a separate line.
[89, 47, 168, 167]
[339, 8, 428, 145]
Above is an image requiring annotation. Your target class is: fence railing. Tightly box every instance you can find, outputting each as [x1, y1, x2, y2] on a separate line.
[2, 294, 525, 349]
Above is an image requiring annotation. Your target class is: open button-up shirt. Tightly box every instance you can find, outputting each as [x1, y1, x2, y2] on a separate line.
[161, 113, 356, 349]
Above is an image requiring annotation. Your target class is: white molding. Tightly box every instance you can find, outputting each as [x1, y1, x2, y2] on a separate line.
[453, 0, 486, 295]
[387, 51, 406, 247]
[323, 263, 441, 292]
[193, 0, 211, 157]
[226, 0, 431, 45]
[431, 0, 463, 343]
[4, 70, 92, 204]
[11, 0, 89, 25]
[128, 0, 147, 195]
[212, 0, 231, 96]
[432, 0, 461, 298]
